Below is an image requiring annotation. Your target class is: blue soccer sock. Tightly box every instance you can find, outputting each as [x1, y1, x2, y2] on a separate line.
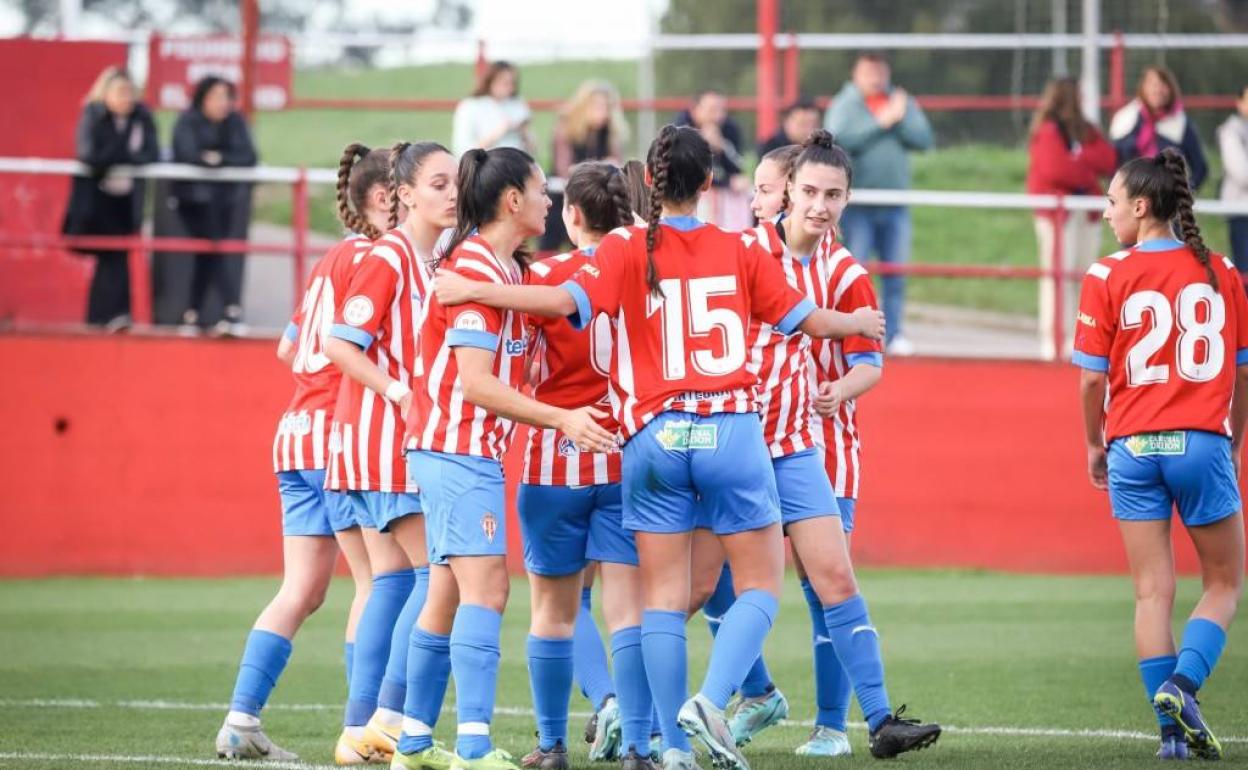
[1138, 655, 1179, 730]
[574, 587, 615, 709]
[229, 629, 293, 716]
[823, 594, 892, 732]
[528, 635, 574, 750]
[344, 568, 414, 726]
[610, 625, 654, 754]
[642, 609, 691, 752]
[397, 626, 451, 755]
[702, 563, 735, 637]
[700, 590, 778, 709]
[344, 641, 355, 689]
[801, 579, 850, 731]
[450, 604, 503, 759]
[379, 567, 429, 713]
[1173, 618, 1227, 693]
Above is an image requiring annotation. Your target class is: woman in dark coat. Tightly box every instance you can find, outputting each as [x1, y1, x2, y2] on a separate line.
[63, 67, 159, 330]
[171, 76, 258, 335]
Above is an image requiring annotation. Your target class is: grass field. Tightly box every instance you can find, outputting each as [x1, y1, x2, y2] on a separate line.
[1, 571, 1245, 770]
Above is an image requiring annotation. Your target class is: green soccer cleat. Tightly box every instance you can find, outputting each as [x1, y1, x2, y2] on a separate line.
[391, 744, 456, 770]
[451, 747, 521, 770]
[727, 688, 788, 746]
[588, 696, 623, 762]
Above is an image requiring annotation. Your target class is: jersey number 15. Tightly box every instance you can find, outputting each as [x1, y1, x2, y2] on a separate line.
[647, 276, 747, 380]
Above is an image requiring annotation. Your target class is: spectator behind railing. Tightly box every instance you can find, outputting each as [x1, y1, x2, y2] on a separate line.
[825, 52, 933, 356]
[541, 79, 628, 250]
[451, 60, 536, 158]
[757, 98, 820, 158]
[170, 76, 258, 337]
[1026, 77, 1117, 360]
[62, 66, 158, 332]
[1218, 85, 1248, 292]
[1109, 66, 1208, 191]
[674, 89, 749, 193]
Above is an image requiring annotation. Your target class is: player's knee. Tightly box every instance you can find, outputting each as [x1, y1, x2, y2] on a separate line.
[808, 562, 857, 604]
[1133, 577, 1176, 607]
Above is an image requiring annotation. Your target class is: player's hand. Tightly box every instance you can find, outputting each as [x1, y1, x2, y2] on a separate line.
[1087, 444, 1108, 490]
[814, 381, 843, 418]
[853, 307, 886, 340]
[559, 407, 616, 454]
[433, 269, 478, 306]
[201, 149, 223, 166]
[399, 392, 412, 420]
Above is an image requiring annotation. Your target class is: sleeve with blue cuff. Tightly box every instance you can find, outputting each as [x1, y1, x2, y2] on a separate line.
[775, 298, 817, 336]
[846, 352, 884, 368]
[1071, 351, 1110, 372]
[562, 280, 594, 331]
[446, 329, 499, 351]
[330, 323, 374, 351]
[1237, 348, 1248, 367]
[283, 322, 299, 342]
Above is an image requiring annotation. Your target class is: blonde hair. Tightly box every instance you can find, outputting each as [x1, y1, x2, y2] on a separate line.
[559, 80, 630, 147]
[85, 66, 134, 106]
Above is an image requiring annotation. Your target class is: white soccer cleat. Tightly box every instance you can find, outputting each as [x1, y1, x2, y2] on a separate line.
[794, 725, 852, 757]
[215, 719, 298, 761]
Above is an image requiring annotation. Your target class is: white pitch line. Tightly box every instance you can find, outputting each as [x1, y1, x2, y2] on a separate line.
[0, 751, 339, 770]
[2, 698, 1245, 745]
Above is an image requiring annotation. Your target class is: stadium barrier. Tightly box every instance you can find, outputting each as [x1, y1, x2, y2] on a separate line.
[4, 157, 1248, 358]
[0, 332, 1215, 577]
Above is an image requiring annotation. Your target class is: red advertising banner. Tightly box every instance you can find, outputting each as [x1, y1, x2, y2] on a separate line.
[146, 34, 292, 111]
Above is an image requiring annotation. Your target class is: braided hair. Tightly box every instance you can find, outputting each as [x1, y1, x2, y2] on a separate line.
[644, 124, 712, 296]
[564, 161, 632, 237]
[621, 159, 650, 222]
[1119, 147, 1217, 288]
[387, 140, 451, 231]
[760, 143, 801, 213]
[335, 143, 390, 240]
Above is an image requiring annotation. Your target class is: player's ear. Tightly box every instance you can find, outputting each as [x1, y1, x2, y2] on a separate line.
[700, 173, 713, 193]
[506, 186, 523, 214]
[1130, 195, 1149, 219]
[371, 184, 390, 213]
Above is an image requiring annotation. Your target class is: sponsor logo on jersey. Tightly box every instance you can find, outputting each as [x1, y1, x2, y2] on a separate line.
[481, 511, 498, 543]
[653, 419, 718, 451]
[504, 337, 527, 356]
[454, 311, 487, 332]
[280, 412, 313, 435]
[343, 295, 375, 327]
[1124, 431, 1186, 457]
[1078, 311, 1097, 328]
[576, 264, 600, 278]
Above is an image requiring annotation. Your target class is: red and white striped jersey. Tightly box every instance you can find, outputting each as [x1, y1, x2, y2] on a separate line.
[565, 218, 813, 440]
[523, 249, 622, 485]
[405, 235, 529, 461]
[273, 235, 369, 473]
[326, 227, 436, 493]
[808, 233, 883, 499]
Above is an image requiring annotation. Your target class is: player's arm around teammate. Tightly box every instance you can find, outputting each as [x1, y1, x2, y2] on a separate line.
[1076, 148, 1245, 761]
[214, 144, 393, 762]
[323, 142, 458, 763]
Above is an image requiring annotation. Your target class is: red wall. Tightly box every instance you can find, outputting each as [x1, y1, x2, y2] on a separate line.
[0, 333, 1205, 576]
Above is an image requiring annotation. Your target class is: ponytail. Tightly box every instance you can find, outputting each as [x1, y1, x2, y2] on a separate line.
[645, 126, 675, 297]
[1160, 149, 1217, 289]
[335, 142, 388, 240]
[439, 146, 536, 272]
[440, 148, 489, 271]
[388, 141, 412, 231]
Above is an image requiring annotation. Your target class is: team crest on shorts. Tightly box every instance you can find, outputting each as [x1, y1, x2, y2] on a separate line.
[481, 512, 498, 543]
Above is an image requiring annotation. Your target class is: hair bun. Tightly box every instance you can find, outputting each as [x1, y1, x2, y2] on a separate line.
[806, 128, 835, 149]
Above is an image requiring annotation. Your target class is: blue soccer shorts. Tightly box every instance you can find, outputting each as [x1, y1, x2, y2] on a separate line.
[278, 469, 357, 536]
[1107, 430, 1240, 527]
[406, 449, 507, 565]
[519, 482, 637, 576]
[345, 490, 421, 532]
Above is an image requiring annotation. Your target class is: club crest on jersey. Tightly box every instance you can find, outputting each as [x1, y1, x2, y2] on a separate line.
[654, 419, 717, 451]
[343, 295, 374, 327]
[481, 512, 498, 543]
[454, 311, 487, 332]
[1124, 431, 1186, 457]
[558, 436, 578, 457]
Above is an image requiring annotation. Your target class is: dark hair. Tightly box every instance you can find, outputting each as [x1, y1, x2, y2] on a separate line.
[855, 51, 889, 67]
[1031, 77, 1095, 143]
[1137, 66, 1181, 114]
[791, 129, 854, 187]
[622, 159, 650, 221]
[387, 140, 452, 229]
[191, 76, 236, 113]
[473, 61, 519, 98]
[644, 125, 713, 296]
[336, 143, 391, 240]
[564, 162, 632, 236]
[781, 98, 819, 118]
[1118, 147, 1215, 288]
[761, 144, 802, 212]
[441, 146, 539, 270]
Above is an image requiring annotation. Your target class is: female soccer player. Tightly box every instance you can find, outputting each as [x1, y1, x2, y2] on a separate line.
[214, 144, 387, 761]
[513, 162, 655, 770]
[323, 141, 458, 764]
[1075, 148, 1247, 761]
[390, 147, 614, 770]
[432, 124, 883, 770]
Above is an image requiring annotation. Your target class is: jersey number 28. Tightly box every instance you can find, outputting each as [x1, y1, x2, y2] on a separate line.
[1122, 284, 1224, 386]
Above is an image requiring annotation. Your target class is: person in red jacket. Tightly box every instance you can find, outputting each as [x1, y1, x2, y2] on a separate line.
[1026, 76, 1117, 359]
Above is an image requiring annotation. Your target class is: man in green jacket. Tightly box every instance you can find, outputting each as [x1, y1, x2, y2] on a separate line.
[825, 53, 933, 356]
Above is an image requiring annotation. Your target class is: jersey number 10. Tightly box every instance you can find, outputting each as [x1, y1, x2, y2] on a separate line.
[1122, 283, 1225, 386]
[293, 276, 336, 374]
[647, 276, 747, 380]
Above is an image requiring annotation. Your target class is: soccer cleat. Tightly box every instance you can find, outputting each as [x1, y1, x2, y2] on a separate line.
[521, 740, 569, 770]
[867, 706, 941, 759]
[727, 688, 788, 746]
[1156, 730, 1191, 761]
[365, 713, 402, 756]
[336, 729, 393, 764]
[677, 694, 749, 770]
[620, 746, 660, 770]
[1154, 679, 1222, 760]
[794, 726, 852, 757]
[215, 720, 298, 761]
[451, 747, 521, 770]
[588, 696, 623, 762]
[659, 748, 700, 770]
[392, 744, 456, 770]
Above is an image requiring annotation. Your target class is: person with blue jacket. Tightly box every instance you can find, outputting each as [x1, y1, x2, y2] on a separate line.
[824, 53, 933, 356]
[1109, 66, 1207, 191]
